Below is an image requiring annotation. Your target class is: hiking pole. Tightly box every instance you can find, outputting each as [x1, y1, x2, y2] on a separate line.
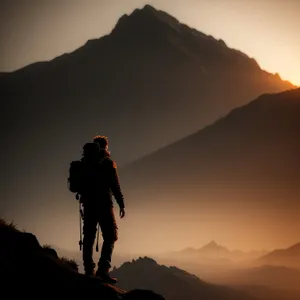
[79, 214, 83, 251]
[96, 224, 100, 252]
[78, 197, 83, 251]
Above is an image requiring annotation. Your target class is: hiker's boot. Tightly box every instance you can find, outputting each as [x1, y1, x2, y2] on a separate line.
[85, 268, 95, 276]
[84, 262, 96, 276]
[95, 266, 117, 284]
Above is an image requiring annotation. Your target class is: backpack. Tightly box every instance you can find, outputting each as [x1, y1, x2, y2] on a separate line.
[67, 160, 84, 194]
[67, 142, 107, 194]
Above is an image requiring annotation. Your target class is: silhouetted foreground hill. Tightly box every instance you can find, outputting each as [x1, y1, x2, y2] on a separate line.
[258, 242, 300, 268]
[0, 5, 294, 225]
[0, 219, 165, 299]
[111, 257, 257, 300]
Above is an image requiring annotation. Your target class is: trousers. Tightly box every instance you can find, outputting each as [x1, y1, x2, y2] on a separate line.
[82, 203, 118, 272]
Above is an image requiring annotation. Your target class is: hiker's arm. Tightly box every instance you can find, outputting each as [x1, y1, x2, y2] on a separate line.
[108, 160, 125, 209]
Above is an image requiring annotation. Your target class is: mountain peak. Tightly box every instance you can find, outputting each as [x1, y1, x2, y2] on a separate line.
[142, 4, 158, 12]
[202, 240, 220, 248]
[131, 4, 179, 23]
[109, 4, 268, 72]
[200, 241, 229, 252]
[207, 240, 218, 246]
[120, 256, 159, 269]
[112, 4, 181, 35]
[135, 256, 158, 265]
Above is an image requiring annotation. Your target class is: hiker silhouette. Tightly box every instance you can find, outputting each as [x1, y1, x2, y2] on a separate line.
[76, 136, 125, 283]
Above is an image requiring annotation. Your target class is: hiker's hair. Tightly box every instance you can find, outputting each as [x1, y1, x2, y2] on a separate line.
[93, 135, 108, 149]
[82, 142, 100, 159]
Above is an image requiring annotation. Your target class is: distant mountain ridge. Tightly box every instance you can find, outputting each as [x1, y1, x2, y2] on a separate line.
[258, 242, 300, 268]
[164, 241, 268, 262]
[262, 242, 300, 259]
[172, 241, 231, 257]
[111, 256, 257, 300]
[200, 241, 230, 253]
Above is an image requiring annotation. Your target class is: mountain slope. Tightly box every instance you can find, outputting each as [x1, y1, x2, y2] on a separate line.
[120, 87, 300, 198]
[117, 88, 300, 249]
[258, 243, 300, 268]
[111, 256, 257, 300]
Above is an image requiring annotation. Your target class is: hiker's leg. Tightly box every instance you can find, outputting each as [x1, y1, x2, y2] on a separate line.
[97, 206, 118, 271]
[82, 207, 97, 274]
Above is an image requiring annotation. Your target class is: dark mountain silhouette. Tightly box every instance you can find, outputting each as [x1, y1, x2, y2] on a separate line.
[258, 243, 300, 268]
[0, 218, 165, 299]
[0, 5, 294, 222]
[110, 256, 257, 300]
[119, 87, 300, 212]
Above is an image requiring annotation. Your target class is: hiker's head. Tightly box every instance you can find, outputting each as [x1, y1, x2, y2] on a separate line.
[83, 142, 100, 160]
[93, 135, 108, 150]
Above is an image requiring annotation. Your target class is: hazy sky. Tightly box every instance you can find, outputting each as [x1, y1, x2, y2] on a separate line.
[0, 0, 299, 85]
